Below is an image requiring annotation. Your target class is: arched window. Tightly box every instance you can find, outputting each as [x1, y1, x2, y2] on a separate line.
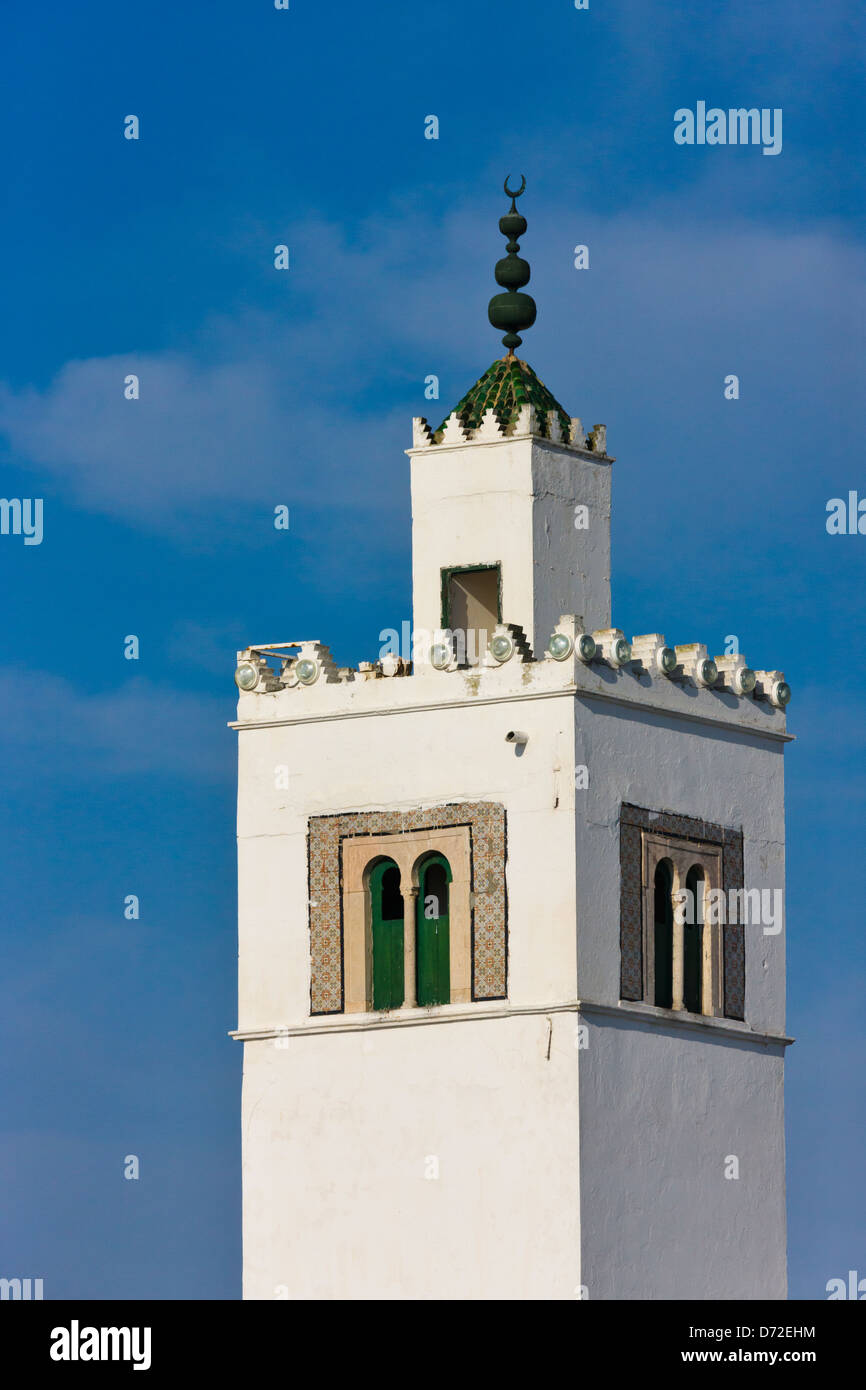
[368, 859, 404, 1011]
[631, 817, 728, 1019]
[416, 853, 452, 1006]
[653, 859, 674, 1009]
[683, 865, 705, 1014]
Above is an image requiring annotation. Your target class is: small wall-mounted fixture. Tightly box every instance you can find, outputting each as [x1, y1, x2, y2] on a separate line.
[430, 639, 454, 670]
[235, 659, 262, 691]
[732, 666, 757, 696]
[381, 654, 408, 677]
[594, 629, 632, 667]
[295, 657, 320, 686]
[489, 631, 516, 663]
[694, 657, 719, 688]
[486, 622, 532, 666]
[674, 643, 720, 689]
[505, 730, 529, 745]
[769, 678, 791, 707]
[547, 631, 574, 661]
[611, 636, 632, 667]
[630, 634, 675, 677]
[234, 654, 281, 692]
[546, 615, 594, 663]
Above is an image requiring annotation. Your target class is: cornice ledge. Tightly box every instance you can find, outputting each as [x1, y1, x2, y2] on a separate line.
[577, 997, 794, 1047]
[229, 996, 793, 1047]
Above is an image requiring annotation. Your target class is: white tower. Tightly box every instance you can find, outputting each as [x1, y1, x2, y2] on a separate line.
[231, 183, 791, 1300]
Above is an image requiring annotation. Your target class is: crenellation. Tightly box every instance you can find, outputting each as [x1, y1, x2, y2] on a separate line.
[514, 402, 538, 435]
[587, 423, 607, 455]
[569, 417, 586, 448]
[412, 416, 434, 447]
[437, 412, 470, 445]
[409, 403, 608, 455]
[475, 406, 507, 441]
[235, 617, 789, 723]
[753, 669, 791, 708]
[547, 410, 564, 443]
[592, 627, 632, 667]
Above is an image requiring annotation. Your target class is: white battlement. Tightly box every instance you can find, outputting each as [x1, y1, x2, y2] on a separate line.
[411, 409, 610, 456]
[231, 617, 790, 737]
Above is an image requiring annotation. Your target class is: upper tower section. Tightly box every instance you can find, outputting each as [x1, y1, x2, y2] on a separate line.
[232, 175, 791, 744]
[409, 177, 612, 660]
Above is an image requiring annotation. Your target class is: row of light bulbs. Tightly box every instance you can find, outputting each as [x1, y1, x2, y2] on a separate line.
[235, 631, 790, 707]
[430, 626, 790, 706]
[234, 653, 321, 691]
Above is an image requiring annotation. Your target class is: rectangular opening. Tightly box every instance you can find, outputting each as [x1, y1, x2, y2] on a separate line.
[442, 565, 501, 666]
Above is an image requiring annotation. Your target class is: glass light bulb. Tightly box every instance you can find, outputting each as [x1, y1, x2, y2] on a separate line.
[430, 644, 451, 669]
[490, 634, 513, 662]
[296, 659, 319, 685]
[699, 658, 718, 686]
[235, 663, 259, 691]
[548, 632, 574, 660]
[614, 637, 631, 665]
[577, 634, 596, 661]
[775, 681, 791, 706]
[658, 646, 676, 674]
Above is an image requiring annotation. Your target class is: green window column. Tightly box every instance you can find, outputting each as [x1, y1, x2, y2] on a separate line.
[402, 886, 418, 1009]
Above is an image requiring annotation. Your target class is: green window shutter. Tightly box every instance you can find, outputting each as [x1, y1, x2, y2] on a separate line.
[416, 855, 451, 1007]
[370, 861, 404, 1011]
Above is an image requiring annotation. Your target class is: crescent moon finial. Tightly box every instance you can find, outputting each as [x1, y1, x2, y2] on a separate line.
[488, 176, 536, 355]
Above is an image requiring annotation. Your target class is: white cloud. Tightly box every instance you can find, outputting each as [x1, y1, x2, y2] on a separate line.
[0, 195, 863, 536]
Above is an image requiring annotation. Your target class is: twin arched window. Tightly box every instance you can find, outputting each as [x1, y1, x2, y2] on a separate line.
[367, 853, 452, 1011]
[653, 857, 709, 1015]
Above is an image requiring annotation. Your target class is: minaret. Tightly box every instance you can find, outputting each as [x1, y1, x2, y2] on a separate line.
[410, 179, 611, 662]
[232, 177, 790, 1301]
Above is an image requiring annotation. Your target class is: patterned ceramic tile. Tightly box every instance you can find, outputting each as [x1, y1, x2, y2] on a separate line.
[433, 356, 571, 441]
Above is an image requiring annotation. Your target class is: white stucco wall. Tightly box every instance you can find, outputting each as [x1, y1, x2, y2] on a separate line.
[242, 1012, 581, 1300]
[236, 666, 581, 1034]
[572, 689, 787, 1299]
[235, 665, 584, 1299]
[577, 1013, 787, 1300]
[573, 694, 787, 1032]
[409, 434, 611, 654]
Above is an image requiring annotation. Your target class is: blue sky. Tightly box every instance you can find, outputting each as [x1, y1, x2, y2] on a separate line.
[0, 0, 863, 1298]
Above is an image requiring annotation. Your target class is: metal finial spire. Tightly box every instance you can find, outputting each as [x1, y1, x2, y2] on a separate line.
[487, 175, 537, 355]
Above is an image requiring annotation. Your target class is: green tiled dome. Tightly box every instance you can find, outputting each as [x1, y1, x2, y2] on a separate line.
[435, 356, 570, 442]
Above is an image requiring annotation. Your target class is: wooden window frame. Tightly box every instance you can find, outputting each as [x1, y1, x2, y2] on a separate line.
[642, 832, 724, 1018]
[342, 828, 471, 1014]
[440, 563, 502, 631]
